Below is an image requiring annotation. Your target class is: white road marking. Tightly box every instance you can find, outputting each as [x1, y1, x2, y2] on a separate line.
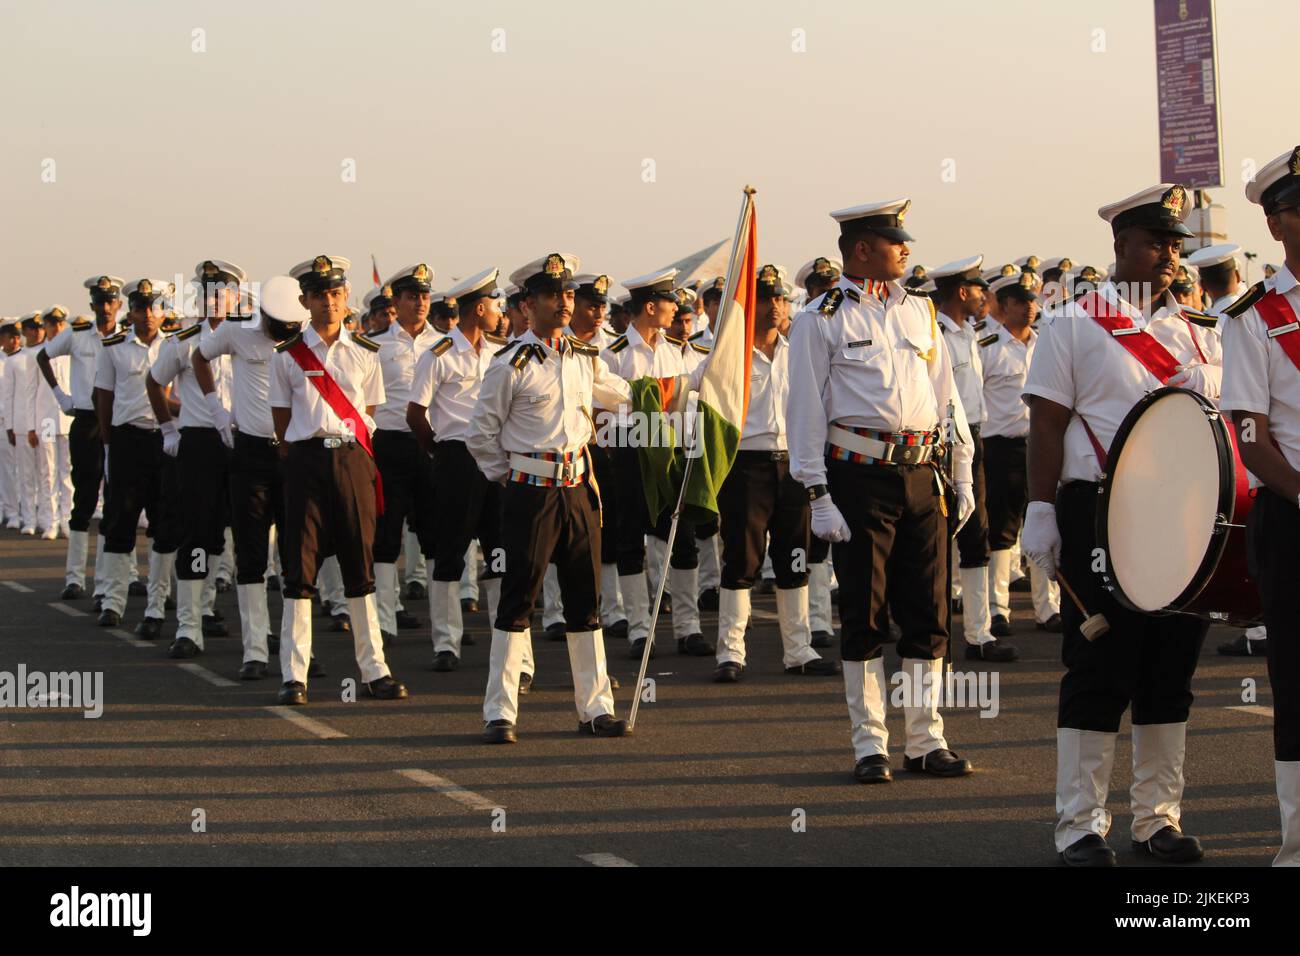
[2, 581, 34, 593]
[1227, 704, 1275, 718]
[263, 706, 348, 739]
[395, 768, 501, 812]
[110, 629, 153, 649]
[46, 602, 84, 616]
[579, 852, 638, 867]
[175, 662, 239, 687]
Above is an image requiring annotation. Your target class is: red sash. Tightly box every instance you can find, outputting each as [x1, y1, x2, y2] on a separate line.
[286, 338, 384, 514]
[1077, 292, 1183, 382]
[1255, 290, 1300, 371]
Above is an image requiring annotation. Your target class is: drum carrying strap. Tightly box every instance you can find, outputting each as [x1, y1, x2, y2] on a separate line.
[1254, 290, 1300, 370]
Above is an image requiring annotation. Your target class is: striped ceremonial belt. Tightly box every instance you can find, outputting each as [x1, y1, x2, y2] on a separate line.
[826, 424, 939, 465]
[508, 451, 588, 487]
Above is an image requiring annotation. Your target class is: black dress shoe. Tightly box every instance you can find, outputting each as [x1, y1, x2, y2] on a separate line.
[405, 580, 427, 601]
[1061, 833, 1117, 867]
[965, 639, 1019, 662]
[578, 714, 630, 737]
[853, 754, 893, 784]
[462, 630, 476, 646]
[97, 608, 120, 627]
[713, 661, 745, 683]
[330, 614, 351, 633]
[210, 607, 225, 622]
[168, 637, 201, 659]
[903, 748, 974, 777]
[518, 672, 534, 695]
[61, 582, 85, 600]
[265, 575, 281, 592]
[128, 580, 147, 597]
[1009, 576, 1031, 593]
[459, 596, 478, 614]
[395, 609, 421, 630]
[1132, 826, 1204, 863]
[201, 614, 228, 637]
[135, 617, 163, 640]
[545, 622, 567, 641]
[381, 630, 396, 647]
[677, 633, 714, 656]
[215, 578, 231, 593]
[606, 619, 629, 641]
[1218, 634, 1267, 657]
[278, 681, 307, 705]
[318, 599, 334, 617]
[785, 658, 843, 676]
[308, 657, 325, 678]
[431, 650, 459, 672]
[1036, 613, 1063, 633]
[92, 595, 103, 613]
[268, 634, 280, 655]
[697, 587, 720, 611]
[483, 719, 517, 744]
[239, 660, 268, 681]
[629, 637, 654, 659]
[365, 675, 408, 700]
[990, 614, 1012, 638]
[811, 630, 834, 649]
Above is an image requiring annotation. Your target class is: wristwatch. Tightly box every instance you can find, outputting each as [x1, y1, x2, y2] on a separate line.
[807, 484, 829, 502]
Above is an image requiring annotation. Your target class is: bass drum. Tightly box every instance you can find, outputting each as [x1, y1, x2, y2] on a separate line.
[1095, 386, 1260, 625]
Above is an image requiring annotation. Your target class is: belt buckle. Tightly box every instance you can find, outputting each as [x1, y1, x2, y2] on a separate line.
[899, 444, 918, 464]
[559, 458, 576, 484]
[324, 437, 342, 450]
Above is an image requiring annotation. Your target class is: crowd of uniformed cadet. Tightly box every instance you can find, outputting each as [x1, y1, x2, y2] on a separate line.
[3, 146, 1300, 867]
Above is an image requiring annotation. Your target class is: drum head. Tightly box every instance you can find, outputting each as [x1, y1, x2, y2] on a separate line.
[1100, 388, 1231, 613]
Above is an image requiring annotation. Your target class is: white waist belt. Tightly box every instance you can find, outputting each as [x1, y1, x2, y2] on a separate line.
[508, 452, 588, 482]
[826, 425, 937, 464]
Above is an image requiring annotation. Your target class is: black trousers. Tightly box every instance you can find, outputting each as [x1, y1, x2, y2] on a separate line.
[954, 427, 989, 568]
[1247, 488, 1300, 760]
[68, 409, 103, 533]
[1057, 481, 1207, 732]
[827, 458, 948, 661]
[373, 429, 431, 564]
[495, 480, 602, 633]
[423, 439, 501, 581]
[717, 450, 810, 589]
[103, 424, 180, 554]
[281, 440, 377, 599]
[175, 426, 231, 580]
[589, 443, 619, 565]
[613, 445, 697, 574]
[229, 432, 286, 585]
[983, 434, 1028, 551]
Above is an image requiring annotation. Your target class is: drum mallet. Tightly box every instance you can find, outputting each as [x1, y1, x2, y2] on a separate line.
[1056, 571, 1110, 641]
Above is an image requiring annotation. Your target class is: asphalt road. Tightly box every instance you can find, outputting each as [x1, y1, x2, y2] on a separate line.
[0, 527, 1282, 867]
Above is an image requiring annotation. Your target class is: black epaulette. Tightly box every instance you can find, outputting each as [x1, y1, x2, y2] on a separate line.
[72, 319, 93, 332]
[973, 320, 987, 332]
[1181, 308, 1219, 329]
[430, 337, 454, 357]
[101, 332, 126, 347]
[509, 343, 541, 370]
[274, 332, 303, 353]
[224, 314, 254, 322]
[172, 324, 201, 341]
[939, 323, 951, 334]
[351, 332, 380, 353]
[484, 332, 507, 347]
[819, 289, 845, 316]
[493, 339, 522, 357]
[689, 341, 712, 355]
[663, 333, 684, 347]
[564, 334, 600, 356]
[978, 333, 1000, 348]
[688, 330, 706, 341]
[905, 286, 930, 297]
[842, 286, 861, 304]
[1223, 281, 1267, 320]
[607, 334, 629, 354]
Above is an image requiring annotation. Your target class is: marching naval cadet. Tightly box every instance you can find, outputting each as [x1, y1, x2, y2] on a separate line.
[1169, 262, 1202, 310]
[193, 276, 307, 679]
[1219, 144, 1300, 866]
[362, 284, 396, 336]
[1188, 243, 1246, 325]
[93, 279, 181, 634]
[1021, 183, 1220, 866]
[34, 307, 73, 540]
[8, 314, 46, 536]
[369, 264, 440, 645]
[145, 260, 242, 655]
[931, 255, 1013, 660]
[0, 320, 20, 530]
[466, 252, 634, 743]
[268, 254, 407, 705]
[712, 263, 839, 683]
[429, 292, 458, 335]
[406, 266, 510, 673]
[787, 198, 977, 784]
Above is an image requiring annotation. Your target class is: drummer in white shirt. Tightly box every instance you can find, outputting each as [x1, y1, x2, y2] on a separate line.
[1022, 184, 1220, 867]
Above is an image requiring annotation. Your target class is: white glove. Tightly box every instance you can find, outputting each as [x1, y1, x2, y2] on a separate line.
[1021, 500, 1061, 578]
[53, 387, 74, 415]
[1167, 363, 1221, 399]
[160, 420, 180, 458]
[810, 494, 852, 543]
[206, 392, 234, 449]
[953, 480, 975, 534]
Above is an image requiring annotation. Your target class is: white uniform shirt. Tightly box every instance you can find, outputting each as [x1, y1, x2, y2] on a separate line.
[269, 325, 384, 443]
[786, 277, 973, 488]
[40, 321, 103, 411]
[599, 323, 688, 422]
[149, 323, 231, 429]
[740, 335, 790, 451]
[1210, 288, 1246, 332]
[7, 348, 39, 434]
[198, 318, 277, 439]
[408, 327, 500, 443]
[466, 331, 631, 482]
[937, 311, 987, 425]
[36, 351, 72, 438]
[0, 349, 13, 430]
[980, 325, 1035, 439]
[94, 329, 164, 429]
[1023, 280, 1222, 483]
[372, 320, 442, 432]
[1221, 265, 1300, 476]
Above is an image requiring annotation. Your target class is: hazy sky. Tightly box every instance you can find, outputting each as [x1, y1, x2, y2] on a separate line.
[0, 0, 1291, 313]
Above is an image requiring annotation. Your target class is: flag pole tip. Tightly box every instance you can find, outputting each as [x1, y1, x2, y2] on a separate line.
[743, 185, 756, 195]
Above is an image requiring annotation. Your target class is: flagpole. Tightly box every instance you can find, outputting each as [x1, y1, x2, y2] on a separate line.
[627, 185, 755, 732]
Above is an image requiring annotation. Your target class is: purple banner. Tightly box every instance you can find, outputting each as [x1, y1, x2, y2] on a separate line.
[1154, 0, 1222, 188]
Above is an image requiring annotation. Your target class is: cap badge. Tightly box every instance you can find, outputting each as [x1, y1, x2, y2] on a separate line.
[97, 276, 112, 291]
[1161, 185, 1187, 218]
[413, 264, 430, 283]
[895, 200, 910, 224]
[138, 279, 153, 296]
[543, 254, 565, 278]
[312, 255, 333, 274]
[202, 260, 220, 278]
[593, 275, 609, 295]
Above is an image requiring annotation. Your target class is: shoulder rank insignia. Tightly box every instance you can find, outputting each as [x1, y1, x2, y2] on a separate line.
[172, 324, 202, 341]
[905, 285, 930, 297]
[509, 343, 543, 370]
[274, 331, 303, 353]
[819, 288, 845, 316]
[72, 319, 93, 331]
[688, 330, 706, 341]
[1223, 281, 1267, 320]
[689, 342, 712, 355]
[493, 339, 522, 357]
[1181, 308, 1219, 329]
[973, 320, 987, 332]
[430, 337, 454, 357]
[978, 333, 1000, 348]
[351, 332, 380, 353]
[564, 334, 600, 356]
[663, 333, 684, 347]
[101, 332, 126, 347]
[842, 286, 861, 304]
[607, 334, 629, 354]
[483, 332, 507, 347]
